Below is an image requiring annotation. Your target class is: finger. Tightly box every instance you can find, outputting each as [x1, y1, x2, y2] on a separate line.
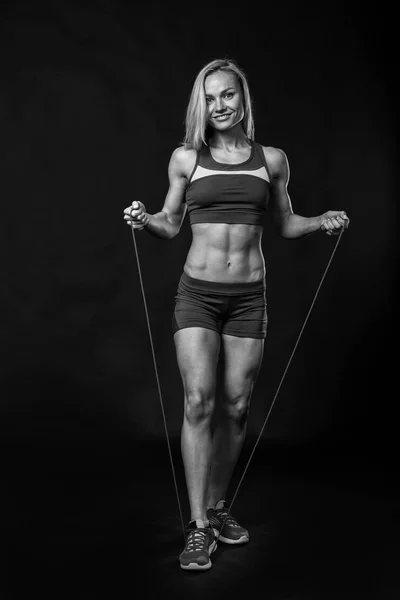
[127, 221, 144, 229]
[125, 216, 142, 223]
[335, 217, 349, 231]
[322, 219, 336, 231]
[124, 203, 140, 213]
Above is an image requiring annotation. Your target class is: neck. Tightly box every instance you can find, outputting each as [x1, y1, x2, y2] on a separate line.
[208, 124, 249, 151]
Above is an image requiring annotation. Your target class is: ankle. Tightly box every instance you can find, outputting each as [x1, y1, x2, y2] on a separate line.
[208, 499, 226, 511]
[189, 518, 210, 528]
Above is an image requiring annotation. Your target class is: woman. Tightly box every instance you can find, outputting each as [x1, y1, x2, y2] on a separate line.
[123, 58, 349, 571]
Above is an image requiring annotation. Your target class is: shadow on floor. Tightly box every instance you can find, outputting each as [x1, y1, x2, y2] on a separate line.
[2, 434, 399, 599]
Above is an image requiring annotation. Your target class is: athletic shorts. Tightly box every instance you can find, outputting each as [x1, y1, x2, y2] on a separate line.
[172, 272, 267, 339]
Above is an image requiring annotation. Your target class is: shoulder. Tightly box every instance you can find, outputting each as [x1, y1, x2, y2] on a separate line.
[258, 145, 289, 178]
[169, 145, 197, 178]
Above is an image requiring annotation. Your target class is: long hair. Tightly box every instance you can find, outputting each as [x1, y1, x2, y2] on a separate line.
[183, 58, 255, 150]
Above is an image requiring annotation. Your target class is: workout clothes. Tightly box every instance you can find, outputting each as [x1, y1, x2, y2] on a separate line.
[173, 141, 269, 338]
[172, 272, 267, 339]
[185, 141, 271, 226]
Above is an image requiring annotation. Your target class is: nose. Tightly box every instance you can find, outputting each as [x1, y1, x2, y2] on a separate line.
[215, 97, 226, 112]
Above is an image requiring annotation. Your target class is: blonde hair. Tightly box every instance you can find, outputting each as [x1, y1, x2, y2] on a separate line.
[183, 58, 255, 150]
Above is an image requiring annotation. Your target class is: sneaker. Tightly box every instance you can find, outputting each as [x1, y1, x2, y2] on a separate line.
[179, 520, 217, 571]
[207, 500, 249, 544]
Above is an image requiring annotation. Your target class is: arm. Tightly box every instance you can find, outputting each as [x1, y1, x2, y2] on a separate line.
[123, 147, 194, 240]
[265, 147, 349, 239]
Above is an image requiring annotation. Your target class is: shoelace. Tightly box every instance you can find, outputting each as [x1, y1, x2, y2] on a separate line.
[215, 509, 240, 527]
[185, 528, 209, 551]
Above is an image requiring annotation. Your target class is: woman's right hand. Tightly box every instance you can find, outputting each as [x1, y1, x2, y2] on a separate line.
[123, 201, 150, 230]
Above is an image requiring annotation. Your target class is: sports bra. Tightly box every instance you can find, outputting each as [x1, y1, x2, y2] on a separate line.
[185, 141, 271, 226]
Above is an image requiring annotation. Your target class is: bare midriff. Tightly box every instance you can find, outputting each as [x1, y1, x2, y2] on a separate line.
[184, 223, 265, 283]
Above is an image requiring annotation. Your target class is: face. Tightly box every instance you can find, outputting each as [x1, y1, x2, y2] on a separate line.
[204, 70, 244, 132]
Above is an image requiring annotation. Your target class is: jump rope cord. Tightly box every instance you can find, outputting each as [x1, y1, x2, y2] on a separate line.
[222, 228, 345, 534]
[130, 221, 186, 541]
[131, 218, 344, 543]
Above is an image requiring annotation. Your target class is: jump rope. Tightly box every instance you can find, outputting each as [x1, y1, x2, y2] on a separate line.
[129, 212, 345, 543]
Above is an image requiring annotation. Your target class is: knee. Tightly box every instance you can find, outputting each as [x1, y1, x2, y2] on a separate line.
[184, 388, 215, 425]
[223, 392, 251, 425]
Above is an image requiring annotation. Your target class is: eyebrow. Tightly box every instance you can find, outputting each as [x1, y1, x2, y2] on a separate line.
[205, 87, 236, 98]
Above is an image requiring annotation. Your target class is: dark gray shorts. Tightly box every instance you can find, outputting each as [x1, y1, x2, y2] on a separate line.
[172, 272, 267, 339]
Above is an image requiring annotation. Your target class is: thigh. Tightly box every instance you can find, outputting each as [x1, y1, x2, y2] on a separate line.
[220, 334, 264, 400]
[174, 327, 221, 396]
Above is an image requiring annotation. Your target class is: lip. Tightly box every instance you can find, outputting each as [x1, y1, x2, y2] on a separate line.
[213, 113, 232, 121]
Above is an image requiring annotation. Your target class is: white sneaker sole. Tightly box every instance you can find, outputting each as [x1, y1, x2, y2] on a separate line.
[213, 528, 249, 545]
[180, 539, 217, 570]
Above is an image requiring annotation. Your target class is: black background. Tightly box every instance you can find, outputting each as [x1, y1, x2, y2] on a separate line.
[1, 1, 398, 598]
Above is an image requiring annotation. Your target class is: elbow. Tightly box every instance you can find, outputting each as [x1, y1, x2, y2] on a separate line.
[276, 211, 294, 239]
[279, 225, 294, 239]
[162, 211, 181, 240]
[165, 220, 180, 239]
[159, 223, 179, 240]
[168, 218, 182, 240]
[167, 227, 179, 240]
[272, 214, 290, 238]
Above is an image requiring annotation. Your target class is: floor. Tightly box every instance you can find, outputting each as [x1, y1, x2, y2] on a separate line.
[3, 434, 399, 599]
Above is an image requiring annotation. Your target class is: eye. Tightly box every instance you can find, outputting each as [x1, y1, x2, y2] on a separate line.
[205, 97, 213, 104]
[224, 92, 233, 99]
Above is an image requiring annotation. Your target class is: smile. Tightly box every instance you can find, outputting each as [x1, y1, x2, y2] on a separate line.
[214, 114, 232, 121]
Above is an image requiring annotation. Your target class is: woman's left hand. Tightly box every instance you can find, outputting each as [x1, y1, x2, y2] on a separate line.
[320, 211, 350, 236]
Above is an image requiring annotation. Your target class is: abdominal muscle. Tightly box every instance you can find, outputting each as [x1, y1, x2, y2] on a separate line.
[184, 223, 265, 283]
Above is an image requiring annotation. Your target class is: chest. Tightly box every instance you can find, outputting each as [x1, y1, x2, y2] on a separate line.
[186, 171, 269, 209]
[209, 147, 252, 165]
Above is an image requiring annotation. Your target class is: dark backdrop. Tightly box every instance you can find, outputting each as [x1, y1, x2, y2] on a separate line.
[1, 1, 397, 479]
